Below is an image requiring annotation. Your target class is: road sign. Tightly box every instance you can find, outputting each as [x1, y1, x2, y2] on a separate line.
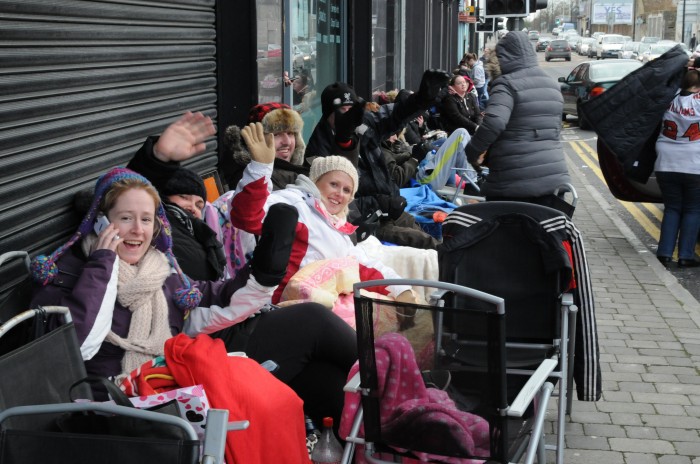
[465, 16, 478, 23]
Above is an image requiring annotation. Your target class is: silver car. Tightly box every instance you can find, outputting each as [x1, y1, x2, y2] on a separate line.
[617, 41, 642, 60]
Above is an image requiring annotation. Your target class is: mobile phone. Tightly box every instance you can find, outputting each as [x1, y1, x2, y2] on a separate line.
[93, 215, 111, 235]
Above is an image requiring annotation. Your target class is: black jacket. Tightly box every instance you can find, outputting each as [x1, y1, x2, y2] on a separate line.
[127, 138, 227, 281]
[465, 32, 570, 198]
[580, 46, 690, 183]
[440, 92, 482, 135]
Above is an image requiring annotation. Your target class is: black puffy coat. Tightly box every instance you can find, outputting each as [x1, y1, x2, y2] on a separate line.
[465, 32, 570, 198]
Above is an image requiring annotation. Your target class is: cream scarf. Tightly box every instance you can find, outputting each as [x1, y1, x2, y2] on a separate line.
[82, 235, 172, 378]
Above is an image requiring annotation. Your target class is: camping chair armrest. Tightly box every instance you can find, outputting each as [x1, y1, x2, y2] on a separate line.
[507, 358, 558, 417]
[344, 371, 362, 393]
[561, 292, 574, 308]
[0, 402, 199, 440]
[0, 306, 72, 337]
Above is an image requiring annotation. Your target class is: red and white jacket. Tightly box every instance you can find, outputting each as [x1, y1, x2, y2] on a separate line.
[231, 160, 410, 303]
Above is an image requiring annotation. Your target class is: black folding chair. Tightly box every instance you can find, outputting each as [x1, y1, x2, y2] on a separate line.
[439, 201, 586, 463]
[341, 279, 562, 464]
[0, 306, 239, 464]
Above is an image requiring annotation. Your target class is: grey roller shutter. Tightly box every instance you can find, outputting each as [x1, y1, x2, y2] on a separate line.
[0, 0, 218, 298]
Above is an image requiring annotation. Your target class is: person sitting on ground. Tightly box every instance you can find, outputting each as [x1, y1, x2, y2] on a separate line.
[222, 103, 310, 191]
[440, 74, 482, 136]
[231, 122, 420, 311]
[29, 167, 358, 430]
[304, 70, 451, 249]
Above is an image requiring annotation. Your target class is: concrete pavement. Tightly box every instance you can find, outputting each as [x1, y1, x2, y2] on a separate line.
[548, 154, 700, 463]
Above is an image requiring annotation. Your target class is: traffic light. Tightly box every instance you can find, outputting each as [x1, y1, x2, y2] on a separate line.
[476, 17, 495, 32]
[529, 0, 548, 13]
[485, 0, 526, 17]
[485, 0, 548, 16]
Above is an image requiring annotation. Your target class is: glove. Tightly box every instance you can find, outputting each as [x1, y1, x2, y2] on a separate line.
[334, 98, 366, 144]
[250, 203, 298, 286]
[415, 69, 451, 108]
[355, 209, 382, 243]
[376, 195, 407, 221]
[411, 141, 433, 163]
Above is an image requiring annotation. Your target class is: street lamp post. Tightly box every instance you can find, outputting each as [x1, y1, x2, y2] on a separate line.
[682, 0, 687, 44]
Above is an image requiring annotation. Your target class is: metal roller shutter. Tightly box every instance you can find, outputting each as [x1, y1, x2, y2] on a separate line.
[0, 0, 218, 298]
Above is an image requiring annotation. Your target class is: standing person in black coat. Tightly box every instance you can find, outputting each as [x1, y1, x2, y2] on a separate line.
[466, 32, 570, 207]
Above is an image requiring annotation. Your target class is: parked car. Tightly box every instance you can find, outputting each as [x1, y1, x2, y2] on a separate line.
[617, 41, 642, 60]
[558, 59, 642, 129]
[592, 32, 604, 41]
[528, 30, 540, 40]
[595, 34, 625, 59]
[640, 36, 660, 44]
[566, 34, 580, 49]
[536, 36, 553, 52]
[640, 43, 675, 63]
[545, 39, 572, 61]
[579, 37, 597, 56]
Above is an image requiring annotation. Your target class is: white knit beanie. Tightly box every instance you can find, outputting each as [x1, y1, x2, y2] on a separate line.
[309, 156, 359, 195]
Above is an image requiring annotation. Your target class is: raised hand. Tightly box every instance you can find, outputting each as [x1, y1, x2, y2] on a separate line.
[241, 122, 276, 164]
[153, 111, 216, 163]
[416, 69, 451, 107]
[334, 97, 366, 143]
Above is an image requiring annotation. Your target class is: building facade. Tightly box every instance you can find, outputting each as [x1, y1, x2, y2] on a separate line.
[0, 0, 460, 298]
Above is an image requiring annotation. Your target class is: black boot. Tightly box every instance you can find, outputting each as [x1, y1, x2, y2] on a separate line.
[250, 203, 298, 286]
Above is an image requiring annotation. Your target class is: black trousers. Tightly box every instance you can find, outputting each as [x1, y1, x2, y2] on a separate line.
[213, 302, 358, 430]
[377, 211, 440, 249]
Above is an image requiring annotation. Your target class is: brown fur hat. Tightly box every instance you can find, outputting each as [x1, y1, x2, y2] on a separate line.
[261, 107, 305, 166]
[240, 103, 306, 166]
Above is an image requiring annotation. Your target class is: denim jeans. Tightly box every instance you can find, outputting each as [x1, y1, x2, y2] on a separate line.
[656, 171, 700, 259]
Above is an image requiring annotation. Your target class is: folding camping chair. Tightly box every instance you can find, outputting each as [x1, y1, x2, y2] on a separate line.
[341, 279, 567, 464]
[438, 201, 584, 464]
[435, 166, 488, 205]
[0, 306, 245, 464]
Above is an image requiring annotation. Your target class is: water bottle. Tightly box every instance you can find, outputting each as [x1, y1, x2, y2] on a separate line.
[310, 416, 343, 464]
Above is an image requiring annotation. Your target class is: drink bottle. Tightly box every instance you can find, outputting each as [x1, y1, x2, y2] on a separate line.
[310, 416, 343, 464]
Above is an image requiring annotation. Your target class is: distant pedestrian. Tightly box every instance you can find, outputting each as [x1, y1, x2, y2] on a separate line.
[690, 33, 696, 50]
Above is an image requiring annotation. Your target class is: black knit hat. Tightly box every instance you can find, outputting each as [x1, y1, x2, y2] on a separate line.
[158, 168, 207, 201]
[321, 82, 358, 118]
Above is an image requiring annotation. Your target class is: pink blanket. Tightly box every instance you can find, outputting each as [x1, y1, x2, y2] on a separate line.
[340, 333, 490, 463]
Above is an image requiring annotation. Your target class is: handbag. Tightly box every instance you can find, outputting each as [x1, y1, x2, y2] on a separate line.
[54, 376, 188, 440]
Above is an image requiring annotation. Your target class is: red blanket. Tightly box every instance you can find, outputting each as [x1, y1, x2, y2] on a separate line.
[165, 333, 310, 464]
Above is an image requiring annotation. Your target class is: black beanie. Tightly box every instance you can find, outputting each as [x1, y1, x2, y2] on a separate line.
[158, 168, 207, 201]
[321, 82, 358, 118]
